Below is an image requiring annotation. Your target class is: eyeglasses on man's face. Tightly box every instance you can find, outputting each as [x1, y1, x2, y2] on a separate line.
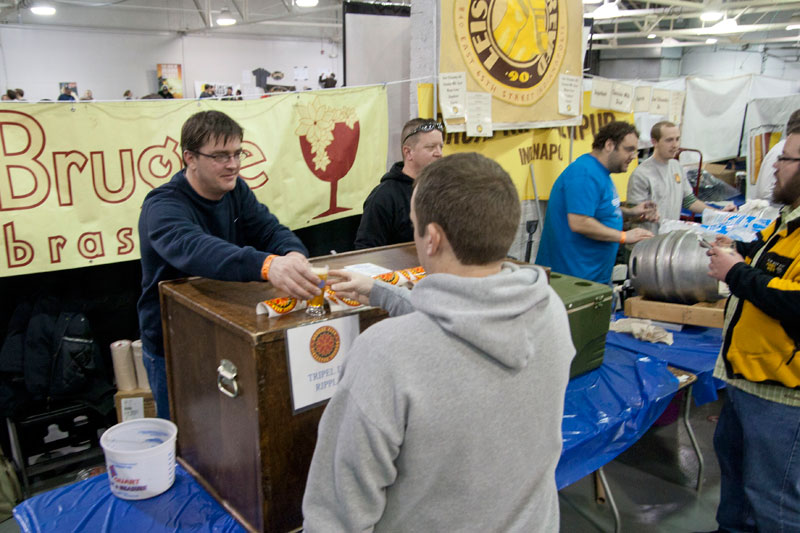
[777, 155, 800, 164]
[402, 122, 444, 145]
[192, 149, 246, 164]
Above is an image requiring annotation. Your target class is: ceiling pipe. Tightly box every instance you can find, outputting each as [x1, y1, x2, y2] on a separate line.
[591, 34, 800, 48]
[590, 21, 800, 40]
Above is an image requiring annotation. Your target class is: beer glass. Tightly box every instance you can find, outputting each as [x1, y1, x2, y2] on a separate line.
[306, 265, 329, 316]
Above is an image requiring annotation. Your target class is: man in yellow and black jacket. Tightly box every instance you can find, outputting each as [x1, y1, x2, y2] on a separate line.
[706, 131, 800, 532]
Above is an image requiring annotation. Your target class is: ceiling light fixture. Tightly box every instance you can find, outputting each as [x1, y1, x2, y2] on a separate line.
[662, 37, 681, 47]
[706, 37, 718, 44]
[592, 0, 621, 20]
[787, 24, 800, 31]
[295, 0, 319, 7]
[647, 33, 657, 39]
[216, 8, 236, 26]
[701, 11, 724, 22]
[30, 3, 56, 16]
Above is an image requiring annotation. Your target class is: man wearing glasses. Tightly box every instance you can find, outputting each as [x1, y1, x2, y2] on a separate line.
[706, 130, 800, 532]
[754, 109, 800, 204]
[137, 110, 320, 419]
[536, 121, 657, 284]
[354, 118, 444, 249]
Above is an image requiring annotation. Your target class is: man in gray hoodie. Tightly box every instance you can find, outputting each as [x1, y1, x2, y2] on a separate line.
[302, 152, 576, 532]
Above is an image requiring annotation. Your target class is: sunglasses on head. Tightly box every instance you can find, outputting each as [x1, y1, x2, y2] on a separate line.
[402, 121, 444, 144]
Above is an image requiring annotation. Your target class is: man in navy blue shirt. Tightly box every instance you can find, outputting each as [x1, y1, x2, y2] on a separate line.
[138, 110, 321, 418]
[537, 121, 657, 283]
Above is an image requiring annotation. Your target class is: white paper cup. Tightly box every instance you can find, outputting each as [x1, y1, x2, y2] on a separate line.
[100, 418, 178, 500]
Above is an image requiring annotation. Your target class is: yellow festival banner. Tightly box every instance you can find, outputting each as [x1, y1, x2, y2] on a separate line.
[440, 0, 583, 127]
[0, 86, 388, 277]
[420, 86, 636, 200]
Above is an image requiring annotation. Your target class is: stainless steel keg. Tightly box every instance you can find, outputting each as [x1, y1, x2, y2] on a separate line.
[628, 230, 720, 304]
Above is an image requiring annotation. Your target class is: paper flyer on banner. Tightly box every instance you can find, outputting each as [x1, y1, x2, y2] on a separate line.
[610, 82, 633, 113]
[285, 315, 360, 412]
[633, 86, 652, 113]
[590, 78, 612, 110]
[466, 92, 492, 137]
[439, 72, 467, 120]
[650, 88, 671, 116]
[558, 74, 581, 116]
[669, 91, 686, 124]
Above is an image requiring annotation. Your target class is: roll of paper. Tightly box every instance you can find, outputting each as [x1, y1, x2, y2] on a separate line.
[131, 339, 150, 391]
[110, 340, 137, 391]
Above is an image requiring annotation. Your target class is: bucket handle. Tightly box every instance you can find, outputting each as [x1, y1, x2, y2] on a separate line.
[217, 359, 240, 399]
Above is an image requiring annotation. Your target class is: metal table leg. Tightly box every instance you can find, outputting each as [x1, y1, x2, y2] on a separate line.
[682, 384, 705, 492]
[595, 467, 621, 533]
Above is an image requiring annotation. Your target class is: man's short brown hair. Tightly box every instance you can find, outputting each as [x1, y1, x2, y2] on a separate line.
[650, 120, 677, 141]
[181, 111, 244, 158]
[413, 153, 520, 265]
[592, 121, 639, 150]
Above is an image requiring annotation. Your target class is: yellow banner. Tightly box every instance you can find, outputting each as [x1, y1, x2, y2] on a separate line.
[440, 0, 583, 127]
[421, 86, 636, 200]
[0, 86, 387, 277]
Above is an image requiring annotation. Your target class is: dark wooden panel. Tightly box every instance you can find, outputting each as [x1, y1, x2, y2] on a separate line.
[161, 244, 419, 532]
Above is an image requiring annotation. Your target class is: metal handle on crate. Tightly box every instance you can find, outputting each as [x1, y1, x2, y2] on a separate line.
[217, 359, 239, 398]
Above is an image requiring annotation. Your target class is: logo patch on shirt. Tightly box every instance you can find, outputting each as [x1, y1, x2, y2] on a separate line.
[762, 252, 792, 277]
[674, 173, 681, 183]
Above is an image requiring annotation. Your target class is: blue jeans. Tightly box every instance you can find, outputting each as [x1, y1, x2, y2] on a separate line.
[142, 348, 170, 420]
[714, 385, 800, 532]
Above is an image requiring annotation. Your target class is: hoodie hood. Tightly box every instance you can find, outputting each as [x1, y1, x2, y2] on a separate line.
[380, 161, 413, 185]
[409, 262, 555, 370]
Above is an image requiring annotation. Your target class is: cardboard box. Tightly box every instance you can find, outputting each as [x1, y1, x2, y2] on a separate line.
[624, 296, 725, 328]
[705, 162, 738, 188]
[114, 389, 156, 423]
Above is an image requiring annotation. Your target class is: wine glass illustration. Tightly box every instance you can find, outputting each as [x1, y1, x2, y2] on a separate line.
[295, 97, 360, 219]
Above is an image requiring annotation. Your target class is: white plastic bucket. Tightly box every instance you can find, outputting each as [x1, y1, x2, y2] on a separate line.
[99, 418, 178, 500]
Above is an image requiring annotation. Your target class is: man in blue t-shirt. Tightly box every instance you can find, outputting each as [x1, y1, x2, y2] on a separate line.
[536, 121, 657, 284]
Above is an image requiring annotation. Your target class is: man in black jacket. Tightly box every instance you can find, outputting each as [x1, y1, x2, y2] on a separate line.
[354, 118, 443, 249]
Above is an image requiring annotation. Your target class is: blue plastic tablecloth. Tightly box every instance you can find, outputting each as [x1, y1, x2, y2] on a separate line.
[15, 344, 682, 528]
[13, 463, 245, 533]
[556, 344, 679, 489]
[606, 313, 725, 405]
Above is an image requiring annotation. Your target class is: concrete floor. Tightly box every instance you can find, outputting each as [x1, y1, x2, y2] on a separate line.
[2, 391, 725, 533]
[560, 390, 724, 532]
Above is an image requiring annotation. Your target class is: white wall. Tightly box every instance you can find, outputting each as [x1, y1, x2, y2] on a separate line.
[680, 47, 800, 80]
[0, 26, 342, 101]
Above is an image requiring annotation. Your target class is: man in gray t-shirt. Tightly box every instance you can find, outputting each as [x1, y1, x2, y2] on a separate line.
[627, 121, 734, 233]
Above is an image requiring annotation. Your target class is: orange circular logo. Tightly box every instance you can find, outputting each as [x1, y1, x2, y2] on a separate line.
[267, 297, 297, 314]
[309, 326, 341, 363]
[376, 271, 400, 285]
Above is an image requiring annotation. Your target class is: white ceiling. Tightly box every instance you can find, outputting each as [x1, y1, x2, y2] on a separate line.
[2, 0, 800, 53]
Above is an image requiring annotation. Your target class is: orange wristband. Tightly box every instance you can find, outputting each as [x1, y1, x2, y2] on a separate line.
[619, 231, 626, 244]
[261, 254, 277, 281]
